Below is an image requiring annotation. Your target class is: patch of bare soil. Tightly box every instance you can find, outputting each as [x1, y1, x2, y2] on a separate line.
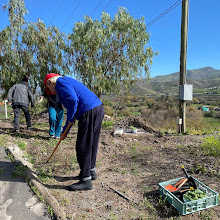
[0, 115, 219, 220]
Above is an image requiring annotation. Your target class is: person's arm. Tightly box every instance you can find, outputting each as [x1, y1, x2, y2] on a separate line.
[56, 80, 78, 134]
[37, 96, 44, 103]
[28, 86, 35, 108]
[7, 85, 15, 105]
[60, 119, 75, 140]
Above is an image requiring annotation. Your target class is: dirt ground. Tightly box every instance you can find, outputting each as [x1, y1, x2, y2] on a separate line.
[0, 114, 219, 220]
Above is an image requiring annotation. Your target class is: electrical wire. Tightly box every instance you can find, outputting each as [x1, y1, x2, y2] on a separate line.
[61, 0, 83, 30]
[96, 0, 113, 19]
[90, 0, 103, 17]
[49, 0, 65, 26]
[146, 0, 182, 28]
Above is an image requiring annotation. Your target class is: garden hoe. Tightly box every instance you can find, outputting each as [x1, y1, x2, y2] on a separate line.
[46, 122, 74, 163]
[181, 164, 197, 189]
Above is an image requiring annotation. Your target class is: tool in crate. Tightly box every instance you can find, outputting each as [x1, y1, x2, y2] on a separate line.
[159, 165, 219, 215]
[165, 165, 197, 202]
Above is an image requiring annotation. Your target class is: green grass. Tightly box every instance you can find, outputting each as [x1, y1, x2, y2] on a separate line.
[201, 135, 220, 157]
[18, 142, 26, 150]
[102, 121, 113, 129]
[204, 117, 220, 127]
[12, 165, 28, 178]
[131, 112, 141, 116]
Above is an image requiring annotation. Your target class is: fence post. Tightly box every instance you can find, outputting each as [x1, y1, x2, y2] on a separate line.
[4, 100, 8, 119]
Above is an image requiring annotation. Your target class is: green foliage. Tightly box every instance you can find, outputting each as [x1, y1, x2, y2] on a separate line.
[193, 98, 200, 104]
[103, 105, 114, 116]
[18, 142, 26, 150]
[68, 8, 157, 97]
[121, 108, 132, 117]
[204, 110, 216, 118]
[5, 152, 15, 162]
[130, 126, 137, 130]
[0, 0, 28, 96]
[102, 98, 114, 107]
[0, 0, 70, 97]
[195, 164, 207, 174]
[12, 164, 28, 177]
[201, 135, 220, 157]
[22, 22, 70, 92]
[184, 189, 206, 201]
[102, 121, 113, 129]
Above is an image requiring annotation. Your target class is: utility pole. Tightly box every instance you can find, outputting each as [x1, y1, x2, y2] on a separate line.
[179, 0, 189, 133]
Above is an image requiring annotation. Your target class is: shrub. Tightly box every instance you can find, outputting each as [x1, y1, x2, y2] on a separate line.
[18, 142, 26, 150]
[204, 110, 216, 118]
[186, 110, 207, 131]
[102, 121, 113, 129]
[103, 105, 114, 116]
[201, 135, 220, 157]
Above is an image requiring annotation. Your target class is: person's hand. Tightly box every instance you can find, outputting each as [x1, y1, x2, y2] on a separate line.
[60, 132, 67, 140]
[38, 96, 44, 104]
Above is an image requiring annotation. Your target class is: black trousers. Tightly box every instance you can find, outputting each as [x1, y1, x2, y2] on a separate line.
[76, 105, 104, 179]
[13, 105, 31, 130]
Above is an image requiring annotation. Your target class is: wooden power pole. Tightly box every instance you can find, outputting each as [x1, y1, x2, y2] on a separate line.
[179, 0, 189, 133]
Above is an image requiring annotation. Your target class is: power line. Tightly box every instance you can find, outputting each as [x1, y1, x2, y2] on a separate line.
[61, 0, 83, 30]
[90, 0, 103, 17]
[96, 0, 113, 19]
[146, 0, 182, 28]
[49, 0, 65, 26]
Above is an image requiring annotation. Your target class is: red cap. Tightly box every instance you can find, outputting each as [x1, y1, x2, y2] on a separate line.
[44, 73, 60, 95]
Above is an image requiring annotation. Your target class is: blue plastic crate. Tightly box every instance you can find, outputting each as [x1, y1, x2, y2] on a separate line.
[159, 176, 219, 215]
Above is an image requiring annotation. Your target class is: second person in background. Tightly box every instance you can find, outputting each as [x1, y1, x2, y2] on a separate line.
[38, 88, 64, 139]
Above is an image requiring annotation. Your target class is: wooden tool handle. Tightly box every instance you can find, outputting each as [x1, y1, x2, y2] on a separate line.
[180, 187, 194, 193]
[174, 178, 186, 187]
[46, 122, 74, 163]
[62, 121, 74, 135]
[177, 178, 188, 189]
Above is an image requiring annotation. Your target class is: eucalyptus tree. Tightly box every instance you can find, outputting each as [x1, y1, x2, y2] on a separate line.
[0, 0, 27, 97]
[22, 21, 70, 93]
[0, 0, 70, 97]
[68, 8, 158, 97]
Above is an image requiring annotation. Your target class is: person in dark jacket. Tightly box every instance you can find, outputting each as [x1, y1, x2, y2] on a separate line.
[7, 76, 35, 133]
[44, 73, 104, 191]
[38, 90, 64, 139]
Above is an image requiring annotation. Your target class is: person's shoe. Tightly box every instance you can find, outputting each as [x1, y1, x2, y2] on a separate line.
[91, 170, 97, 180]
[27, 127, 33, 131]
[69, 180, 92, 191]
[54, 136, 60, 139]
[11, 129, 20, 134]
[50, 134, 55, 138]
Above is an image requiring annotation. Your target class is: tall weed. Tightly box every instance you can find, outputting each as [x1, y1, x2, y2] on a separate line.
[201, 135, 220, 157]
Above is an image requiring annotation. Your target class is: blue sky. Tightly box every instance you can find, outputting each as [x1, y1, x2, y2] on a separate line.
[0, 0, 219, 78]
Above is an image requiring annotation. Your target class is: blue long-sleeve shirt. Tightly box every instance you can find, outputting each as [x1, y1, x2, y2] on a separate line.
[55, 77, 102, 133]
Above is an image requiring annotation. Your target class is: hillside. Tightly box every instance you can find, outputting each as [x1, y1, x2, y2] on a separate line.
[130, 67, 220, 96]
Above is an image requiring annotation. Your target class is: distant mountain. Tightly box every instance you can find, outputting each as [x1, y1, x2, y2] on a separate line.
[130, 67, 220, 95]
[151, 67, 220, 82]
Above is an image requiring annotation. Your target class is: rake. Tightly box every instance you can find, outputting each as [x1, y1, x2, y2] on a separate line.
[46, 122, 74, 163]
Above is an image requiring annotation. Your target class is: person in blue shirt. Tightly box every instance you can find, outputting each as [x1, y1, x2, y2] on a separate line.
[44, 73, 104, 191]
